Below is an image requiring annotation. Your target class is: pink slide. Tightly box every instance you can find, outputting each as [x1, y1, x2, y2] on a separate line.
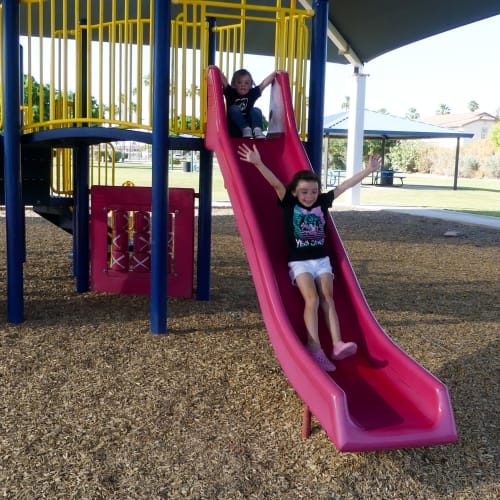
[205, 67, 457, 451]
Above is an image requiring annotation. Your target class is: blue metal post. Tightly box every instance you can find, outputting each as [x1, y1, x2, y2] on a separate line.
[306, 0, 329, 175]
[196, 148, 213, 300]
[2, 0, 24, 322]
[73, 146, 90, 292]
[19, 46, 27, 265]
[73, 19, 90, 292]
[196, 17, 216, 301]
[150, 0, 171, 333]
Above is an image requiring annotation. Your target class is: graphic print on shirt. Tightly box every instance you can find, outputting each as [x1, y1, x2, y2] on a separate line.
[234, 97, 249, 112]
[293, 205, 325, 249]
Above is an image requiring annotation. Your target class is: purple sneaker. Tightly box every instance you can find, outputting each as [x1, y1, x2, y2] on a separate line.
[311, 349, 336, 372]
[331, 341, 357, 360]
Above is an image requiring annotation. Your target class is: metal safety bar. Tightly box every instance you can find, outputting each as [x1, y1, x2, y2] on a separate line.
[0, 1, 312, 140]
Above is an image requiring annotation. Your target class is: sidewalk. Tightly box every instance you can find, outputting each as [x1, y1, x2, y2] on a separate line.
[212, 201, 500, 230]
[352, 205, 500, 230]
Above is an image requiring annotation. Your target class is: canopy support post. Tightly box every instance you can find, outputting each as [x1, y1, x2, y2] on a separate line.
[344, 66, 367, 206]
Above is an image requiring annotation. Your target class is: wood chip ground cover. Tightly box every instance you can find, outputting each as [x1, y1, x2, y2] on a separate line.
[0, 210, 498, 499]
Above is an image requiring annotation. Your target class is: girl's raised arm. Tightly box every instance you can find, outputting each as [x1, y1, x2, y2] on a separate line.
[258, 71, 277, 93]
[238, 144, 286, 200]
[333, 155, 382, 199]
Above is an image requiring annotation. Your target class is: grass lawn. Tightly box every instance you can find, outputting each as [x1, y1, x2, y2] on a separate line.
[360, 174, 500, 217]
[112, 162, 500, 218]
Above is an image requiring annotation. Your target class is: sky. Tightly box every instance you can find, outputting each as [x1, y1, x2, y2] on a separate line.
[250, 14, 500, 120]
[327, 14, 500, 119]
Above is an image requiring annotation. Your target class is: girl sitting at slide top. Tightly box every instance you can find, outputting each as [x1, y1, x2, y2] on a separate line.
[216, 66, 276, 139]
[238, 143, 382, 372]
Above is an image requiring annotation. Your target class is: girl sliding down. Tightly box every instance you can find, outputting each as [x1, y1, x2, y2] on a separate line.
[238, 143, 381, 371]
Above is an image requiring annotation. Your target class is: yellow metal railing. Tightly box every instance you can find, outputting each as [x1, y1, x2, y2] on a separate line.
[3, 1, 312, 139]
[51, 144, 118, 196]
[171, 0, 312, 139]
[18, 0, 154, 133]
[51, 148, 73, 196]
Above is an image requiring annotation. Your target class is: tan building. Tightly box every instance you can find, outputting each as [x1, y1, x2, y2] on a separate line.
[421, 112, 498, 143]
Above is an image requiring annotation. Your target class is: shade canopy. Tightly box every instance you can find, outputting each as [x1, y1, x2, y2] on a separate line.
[319, 1, 500, 64]
[323, 110, 474, 139]
[18, 2, 500, 65]
[323, 110, 472, 191]
[174, 0, 500, 65]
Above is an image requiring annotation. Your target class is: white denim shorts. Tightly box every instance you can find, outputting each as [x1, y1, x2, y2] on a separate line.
[288, 256, 334, 286]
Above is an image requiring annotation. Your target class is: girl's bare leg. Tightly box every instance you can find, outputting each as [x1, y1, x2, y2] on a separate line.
[316, 273, 357, 359]
[295, 273, 321, 351]
[295, 273, 337, 372]
[316, 273, 341, 344]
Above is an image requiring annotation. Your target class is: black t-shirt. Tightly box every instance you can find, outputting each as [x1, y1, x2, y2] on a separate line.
[223, 86, 262, 115]
[278, 190, 335, 262]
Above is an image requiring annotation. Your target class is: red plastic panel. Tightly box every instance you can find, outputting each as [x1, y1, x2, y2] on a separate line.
[90, 186, 194, 298]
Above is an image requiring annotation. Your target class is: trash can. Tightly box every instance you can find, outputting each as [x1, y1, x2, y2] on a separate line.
[379, 170, 394, 186]
[182, 160, 192, 172]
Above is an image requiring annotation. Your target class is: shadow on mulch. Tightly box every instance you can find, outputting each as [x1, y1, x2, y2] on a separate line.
[0, 210, 498, 498]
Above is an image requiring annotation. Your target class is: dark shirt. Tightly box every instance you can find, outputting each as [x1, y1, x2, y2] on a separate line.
[223, 86, 262, 115]
[278, 190, 335, 262]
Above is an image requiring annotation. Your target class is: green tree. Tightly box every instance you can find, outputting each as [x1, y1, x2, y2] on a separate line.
[363, 139, 384, 157]
[436, 103, 451, 115]
[406, 107, 420, 120]
[386, 140, 423, 172]
[24, 75, 50, 122]
[23, 75, 99, 123]
[176, 115, 201, 131]
[326, 138, 347, 169]
[467, 100, 479, 112]
[341, 96, 350, 112]
[489, 122, 500, 148]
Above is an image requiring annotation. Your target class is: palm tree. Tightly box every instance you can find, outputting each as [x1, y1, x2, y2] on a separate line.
[467, 100, 479, 112]
[436, 103, 451, 115]
[406, 107, 420, 120]
[341, 96, 350, 112]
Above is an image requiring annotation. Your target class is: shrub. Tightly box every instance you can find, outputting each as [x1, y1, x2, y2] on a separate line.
[459, 155, 480, 178]
[415, 143, 455, 175]
[386, 140, 422, 172]
[462, 138, 497, 158]
[483, 154, 500, 179]
[489, 122, 500, 148]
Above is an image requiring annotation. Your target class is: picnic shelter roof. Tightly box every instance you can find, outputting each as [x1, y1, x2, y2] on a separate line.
[323, 110, 475, 139]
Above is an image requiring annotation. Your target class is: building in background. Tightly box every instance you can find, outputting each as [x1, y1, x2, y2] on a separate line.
[421, 112, 498, 143]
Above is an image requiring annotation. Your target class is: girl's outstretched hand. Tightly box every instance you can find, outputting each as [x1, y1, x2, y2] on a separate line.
[367, 154, 383, 172]
[237, 143, 286, 199]
[238, 143, 261, 165]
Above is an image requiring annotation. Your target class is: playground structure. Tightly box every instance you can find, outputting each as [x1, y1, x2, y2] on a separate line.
[1, 1, 458, 451]
[1, 0, 318, 330]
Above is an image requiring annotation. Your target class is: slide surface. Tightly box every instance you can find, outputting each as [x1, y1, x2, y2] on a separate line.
[205, 67, 457, 451]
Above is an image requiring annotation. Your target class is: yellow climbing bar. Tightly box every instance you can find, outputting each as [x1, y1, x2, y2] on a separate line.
[2, 1, 312, 140]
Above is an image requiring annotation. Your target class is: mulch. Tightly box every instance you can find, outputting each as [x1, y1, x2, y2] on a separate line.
[0, 208, 498, 499]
